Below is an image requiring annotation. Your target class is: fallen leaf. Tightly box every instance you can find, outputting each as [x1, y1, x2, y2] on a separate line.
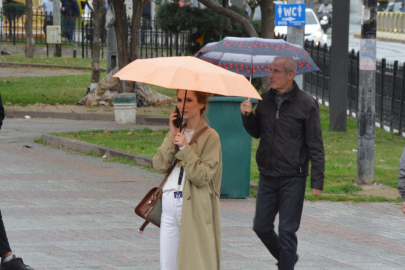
[23, 145, 32, 148]
[127, 132, 135, 135]
[61, 92, 66, 96]
[5, 101, 11, 105]
[102, 154, 107, 159]
[379, 159, 385, 163]
[49, 103, 56, 105]
[67, 80, 70, 83]
[64, 59, 68, 62]
[71, 109, 75, 113]
[343, 151, 350, 154]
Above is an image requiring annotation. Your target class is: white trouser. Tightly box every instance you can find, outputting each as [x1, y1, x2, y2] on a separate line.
[160, 190, 182, 270]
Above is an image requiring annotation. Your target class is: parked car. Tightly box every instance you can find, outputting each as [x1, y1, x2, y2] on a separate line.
[274, 8, 327, 46]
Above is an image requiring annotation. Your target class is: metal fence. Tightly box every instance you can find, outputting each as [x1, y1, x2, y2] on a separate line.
[304, 40, 405, 135]
[0, 9, 189, 59]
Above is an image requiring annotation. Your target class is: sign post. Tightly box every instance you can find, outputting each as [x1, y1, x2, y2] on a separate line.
[275, 2, 306, 89]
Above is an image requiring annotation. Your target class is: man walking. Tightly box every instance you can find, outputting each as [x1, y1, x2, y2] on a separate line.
[37, 0, 61, 35]
[0, 94, 34, 270]
[240, 56, 325, 270]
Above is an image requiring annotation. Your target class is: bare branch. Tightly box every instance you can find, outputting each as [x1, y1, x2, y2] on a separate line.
[197, 0, 258, 37]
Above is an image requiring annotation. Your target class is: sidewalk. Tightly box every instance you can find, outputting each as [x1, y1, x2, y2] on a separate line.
[1, 117, 405, 269]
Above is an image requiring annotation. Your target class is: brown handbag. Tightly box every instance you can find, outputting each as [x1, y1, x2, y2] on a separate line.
[135, 127, 209, 233]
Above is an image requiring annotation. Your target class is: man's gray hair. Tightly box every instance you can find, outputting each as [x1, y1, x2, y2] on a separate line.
[273, 56, 297, 74]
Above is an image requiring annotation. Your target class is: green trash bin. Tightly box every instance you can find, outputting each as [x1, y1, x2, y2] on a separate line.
[206, 96, 259, 198]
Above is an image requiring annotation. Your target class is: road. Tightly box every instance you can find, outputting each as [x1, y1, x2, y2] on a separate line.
[1, 117, 405, 269]
[321, 0, 405, 63]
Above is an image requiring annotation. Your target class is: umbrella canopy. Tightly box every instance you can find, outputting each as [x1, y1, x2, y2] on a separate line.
[195, 37, 320, 78]
[113, 56, 261, 100]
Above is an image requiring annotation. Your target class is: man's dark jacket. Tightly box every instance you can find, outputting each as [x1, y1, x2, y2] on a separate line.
[0, 93, 4, 130]
[242, 82, 325, 190]
[62, 0, 80, 17]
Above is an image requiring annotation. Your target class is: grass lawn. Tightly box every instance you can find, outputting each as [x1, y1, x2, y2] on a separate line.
[48, 104, 404, 202]
[1, 72, 177, 109]
[53, 128, 169, 158]
[1, 73, 99, 106]
[0, 54, 107, 68]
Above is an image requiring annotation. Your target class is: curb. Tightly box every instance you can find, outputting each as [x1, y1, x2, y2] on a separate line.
[41, 134, 154, 167]
[0, 62, 107, 72]
[5, 110, 169, 125]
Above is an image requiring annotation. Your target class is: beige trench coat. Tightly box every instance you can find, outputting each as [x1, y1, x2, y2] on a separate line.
[153, 119, 222, 270]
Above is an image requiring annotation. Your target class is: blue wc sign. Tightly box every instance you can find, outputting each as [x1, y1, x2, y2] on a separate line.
[275, 4, 306, 27]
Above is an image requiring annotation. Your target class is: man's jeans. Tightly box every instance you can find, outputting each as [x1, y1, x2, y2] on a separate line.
[253, 175, 306, 270]
[0, 210, 12, 256]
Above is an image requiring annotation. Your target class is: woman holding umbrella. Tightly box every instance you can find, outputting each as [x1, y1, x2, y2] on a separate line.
[153, 89, 223, 270]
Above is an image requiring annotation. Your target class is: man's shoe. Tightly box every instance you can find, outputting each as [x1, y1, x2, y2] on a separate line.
[276, 254, 299, 269]
[1, 255, 34, 270]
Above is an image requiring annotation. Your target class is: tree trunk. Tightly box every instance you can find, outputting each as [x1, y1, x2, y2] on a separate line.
[25, 0, 35, 58]
[110, 0, 130, 70]
[259, 0, 274, 92]
[91, 0, 106, 83]
[198, 0, 258, 37]
[129, 0, 145, 62]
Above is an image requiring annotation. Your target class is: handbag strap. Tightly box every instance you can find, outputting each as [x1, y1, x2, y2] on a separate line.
[157, 126, 210, 190]
[138, 126, 210, 234]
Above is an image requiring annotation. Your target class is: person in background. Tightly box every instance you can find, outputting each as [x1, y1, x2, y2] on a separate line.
[36, 0, 61, 35]
[61, 0, 80, 41]
[398, 147, 405, 213]
[0, 94, 34, 270]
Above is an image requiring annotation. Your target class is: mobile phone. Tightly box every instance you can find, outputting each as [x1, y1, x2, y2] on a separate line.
[173, 107, 182, 129]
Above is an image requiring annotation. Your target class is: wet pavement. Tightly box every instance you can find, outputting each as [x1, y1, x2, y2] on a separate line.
[1, 117, 404, 269]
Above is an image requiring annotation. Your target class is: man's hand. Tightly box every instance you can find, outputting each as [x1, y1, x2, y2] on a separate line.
[312, 188, 322, 196]
[240, 99, 253, 115]
[402, 201, 405, 214]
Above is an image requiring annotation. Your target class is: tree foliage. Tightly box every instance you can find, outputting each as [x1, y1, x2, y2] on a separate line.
[155, 3, 261, 54]
[3, 0, 26, 17]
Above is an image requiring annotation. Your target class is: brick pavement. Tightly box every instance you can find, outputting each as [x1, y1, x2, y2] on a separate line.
[1, 117, 405, 269]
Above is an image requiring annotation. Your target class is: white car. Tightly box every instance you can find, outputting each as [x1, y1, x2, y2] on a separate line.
[250, 3, 327, 46]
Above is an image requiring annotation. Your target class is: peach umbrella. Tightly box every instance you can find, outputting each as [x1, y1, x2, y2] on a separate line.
[113, 56, 262, 100]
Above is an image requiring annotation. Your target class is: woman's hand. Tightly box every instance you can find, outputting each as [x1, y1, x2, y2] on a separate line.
[174, 132, 187, 148]
[169, 109, 180, 136]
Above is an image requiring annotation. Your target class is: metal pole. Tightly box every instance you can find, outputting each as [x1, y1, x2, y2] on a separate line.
[357, 0, 377, 185]
[53, 0, 61, 57]
[286, 0, 304, 89]
[329, 0, 350, 131]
